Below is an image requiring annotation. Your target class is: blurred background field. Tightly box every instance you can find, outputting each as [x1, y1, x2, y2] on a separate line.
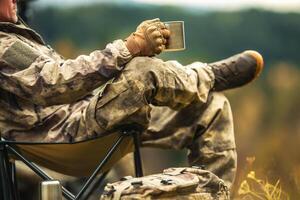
[20, 0, 300, 199]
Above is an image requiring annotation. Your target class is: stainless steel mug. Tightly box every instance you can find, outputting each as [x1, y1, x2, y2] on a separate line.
[164, 21, 186, 51]
[40, 180, 62, 200]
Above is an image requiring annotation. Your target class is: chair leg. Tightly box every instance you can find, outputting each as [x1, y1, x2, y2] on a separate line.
[0, 143, 14, 200]
[80, 171, 109, 200]
[132, 130, 143, 177]
[10, 161, 20, 200]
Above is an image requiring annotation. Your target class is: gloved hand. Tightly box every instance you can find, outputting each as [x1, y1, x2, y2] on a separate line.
[125, 18, 170, 57]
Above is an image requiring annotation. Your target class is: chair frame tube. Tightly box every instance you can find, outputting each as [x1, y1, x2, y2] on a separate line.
[6, 145, 76, 200]
[75, 135, 125, 199]
[133, 130, 143, 177]
[0, 141, 14, 200]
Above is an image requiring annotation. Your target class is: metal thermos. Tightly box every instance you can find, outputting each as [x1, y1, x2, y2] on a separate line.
[40, 180, 62, 200]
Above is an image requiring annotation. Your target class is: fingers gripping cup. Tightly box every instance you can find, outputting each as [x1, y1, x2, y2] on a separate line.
[164, 21, 186, 51]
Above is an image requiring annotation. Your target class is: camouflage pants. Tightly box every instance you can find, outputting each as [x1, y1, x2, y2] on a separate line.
[85, 57, 237, 187]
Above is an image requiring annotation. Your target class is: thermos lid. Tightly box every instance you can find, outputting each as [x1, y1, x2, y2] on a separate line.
[40, 180, 62, 200]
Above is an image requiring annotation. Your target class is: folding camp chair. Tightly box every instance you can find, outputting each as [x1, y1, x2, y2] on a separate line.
[0, 126, 144, 200]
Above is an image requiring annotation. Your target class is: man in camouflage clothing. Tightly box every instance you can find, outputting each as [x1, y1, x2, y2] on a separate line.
[0, 0, 263, 188]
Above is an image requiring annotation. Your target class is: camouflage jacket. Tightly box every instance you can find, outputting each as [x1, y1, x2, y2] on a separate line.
[0, 20, 132, 142]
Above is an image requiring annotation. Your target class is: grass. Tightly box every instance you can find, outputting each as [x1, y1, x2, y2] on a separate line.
[236, 171, 290, 200]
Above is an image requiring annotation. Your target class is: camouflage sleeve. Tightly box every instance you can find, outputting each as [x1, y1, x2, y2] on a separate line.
[0, 34, 132, 106]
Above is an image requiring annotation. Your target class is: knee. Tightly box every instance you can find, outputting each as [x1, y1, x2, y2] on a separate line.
[121, 58, 162, 93]
[209, 92, 231, 111]
[124, 57, 166, 78]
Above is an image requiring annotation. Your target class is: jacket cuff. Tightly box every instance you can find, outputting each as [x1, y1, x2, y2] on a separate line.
[106, 39, 133, 68]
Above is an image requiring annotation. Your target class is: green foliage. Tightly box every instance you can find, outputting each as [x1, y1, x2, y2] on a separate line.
[237, 171, 290, 200]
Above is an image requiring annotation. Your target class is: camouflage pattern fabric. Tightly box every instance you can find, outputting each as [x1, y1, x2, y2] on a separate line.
[143, 92, 237, 188]
[0, 20, 132, 142]
[91, 57, 236, 187]
[0, 19, 236, 188]
[100, 167, 230, 200]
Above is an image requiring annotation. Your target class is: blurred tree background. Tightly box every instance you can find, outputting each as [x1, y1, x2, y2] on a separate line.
[24, 2, 300, 199]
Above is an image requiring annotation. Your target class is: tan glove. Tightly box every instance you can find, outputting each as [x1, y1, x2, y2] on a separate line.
[125, 18, 170, 57]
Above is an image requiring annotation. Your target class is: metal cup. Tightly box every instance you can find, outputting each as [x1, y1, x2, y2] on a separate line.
[164, 21, 186, 51]
[40, 180, 62, 200]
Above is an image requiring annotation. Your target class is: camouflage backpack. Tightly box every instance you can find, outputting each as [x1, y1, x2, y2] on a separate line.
[100, 167, 230, 200]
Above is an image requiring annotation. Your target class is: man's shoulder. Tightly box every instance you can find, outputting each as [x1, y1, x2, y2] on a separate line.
[0, 22, 19, 38]
[0, 30, 13, 40]
[0, 21, 45, 45]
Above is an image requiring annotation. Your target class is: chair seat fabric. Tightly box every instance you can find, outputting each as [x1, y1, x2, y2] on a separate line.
[11, 133, 133, 177]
